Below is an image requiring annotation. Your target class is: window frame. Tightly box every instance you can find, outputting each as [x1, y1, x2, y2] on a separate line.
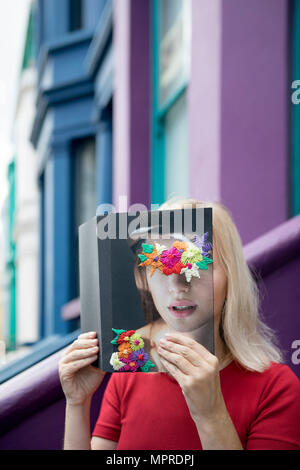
[0, 329, 80, 384]
[70, 135, 97, 302]
[151, 0, 189, 205]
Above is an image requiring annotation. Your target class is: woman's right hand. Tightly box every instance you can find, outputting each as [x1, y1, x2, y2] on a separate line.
[59, 331, 105, 406]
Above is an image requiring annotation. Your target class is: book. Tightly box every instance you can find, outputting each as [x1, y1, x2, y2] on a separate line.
[79, 207, 214, 373]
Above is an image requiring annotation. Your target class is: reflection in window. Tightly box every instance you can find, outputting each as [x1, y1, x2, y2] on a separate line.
[72, 137, 96, 299]
[164, 92, 189, 200]
[74, 138, 96, 227]
[159, 0, 191, 107]
[152, 0, 191, 204]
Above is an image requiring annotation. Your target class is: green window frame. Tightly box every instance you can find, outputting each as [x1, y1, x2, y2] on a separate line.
[7, 159, 17, 351]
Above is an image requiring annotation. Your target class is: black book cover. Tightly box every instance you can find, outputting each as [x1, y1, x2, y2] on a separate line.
[79, 208, 214, 373]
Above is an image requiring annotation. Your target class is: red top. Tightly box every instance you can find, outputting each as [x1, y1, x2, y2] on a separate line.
[92, 361, 300, 450]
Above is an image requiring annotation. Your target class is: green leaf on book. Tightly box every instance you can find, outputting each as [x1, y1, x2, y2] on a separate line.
[140, 359, 156, 372]
[142, 243, 154, 254]
[196, 261, 208, 270]
[196, 257, 213, 270]
[111, 328, 127, 345]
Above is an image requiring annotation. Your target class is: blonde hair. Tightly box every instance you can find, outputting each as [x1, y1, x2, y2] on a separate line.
[157, 197, 283, 372]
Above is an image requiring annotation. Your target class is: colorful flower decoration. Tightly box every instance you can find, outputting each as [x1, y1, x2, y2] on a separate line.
[110, 328, 155, 372]
[138, 234, 213, 282]
[160, 246, 182, 268]
[181, 246, 203, 265]
[119, 357, 139, 372]
[180, 265, 201, 283]
[117, 342, 133, 359]
[109, 352, 124, 371]
[137, 243, 164, 277]
[131, 349, 150, 367]
[192, 233, 212, 258]
[117, 330, 136, 344]
[129, 333, 144, 351]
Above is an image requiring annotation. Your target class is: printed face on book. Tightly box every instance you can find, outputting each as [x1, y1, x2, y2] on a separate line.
[138, 234, 215, 333]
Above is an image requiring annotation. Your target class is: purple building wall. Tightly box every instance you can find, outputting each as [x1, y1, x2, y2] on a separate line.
[221, 0, 289, 244]
[113, 0, 131, 208]
[129, 0, 151, 208]
[189, 0, 290, 245]
[0, 349, 110, 450]
[244, 214, 300, 378]
[189, 0, 222, 203]
[113, 0, 150, 210]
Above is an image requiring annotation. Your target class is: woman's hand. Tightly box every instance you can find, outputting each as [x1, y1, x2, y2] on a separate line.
[59, 331, 105, 406]
[158, 332, 243, 449]
[158, 332, 225, 424]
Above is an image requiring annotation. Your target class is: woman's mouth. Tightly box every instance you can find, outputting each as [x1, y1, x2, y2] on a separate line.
[168, 300, 197, 318]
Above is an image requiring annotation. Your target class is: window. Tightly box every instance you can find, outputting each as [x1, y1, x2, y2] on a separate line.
[69, 0, 83, 32]
[71, 137, 96, 301]
[152, 0, 191, 204]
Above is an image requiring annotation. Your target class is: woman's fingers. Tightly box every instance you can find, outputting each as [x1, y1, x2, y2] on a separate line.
[61, 355, 99, 375]
[60, 333, 98, 367]
[74, 332, 98, 349]
[159, 338, 212, 370]
[72, 338, 98, 350]
[63, 333, 98, 355]
[78, 331, 97, 340]
[63, 345, 99, 364]
[163, 332, 217, 366]
[158, 345, 194, 375]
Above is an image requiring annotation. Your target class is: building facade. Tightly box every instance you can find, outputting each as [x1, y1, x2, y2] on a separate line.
[0, 4, 40, 362]
[8, 0, 298, 367]
[0, 0, 300, 447]
[13, 5, 40, 347]
[31, 0, 113, 339]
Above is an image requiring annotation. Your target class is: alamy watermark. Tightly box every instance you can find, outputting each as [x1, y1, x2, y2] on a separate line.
[95, 197, 206, 240]
[291, 340, 300, 365]
[291, 80, 300, 104]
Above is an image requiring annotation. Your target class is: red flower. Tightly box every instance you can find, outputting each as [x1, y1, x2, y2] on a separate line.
[162, 261, 186, 276]
[117, 330, 136, 344]
[160, 247, 181, 268]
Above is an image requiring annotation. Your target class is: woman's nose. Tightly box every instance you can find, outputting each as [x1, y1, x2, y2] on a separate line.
[167, 273, 189, 294]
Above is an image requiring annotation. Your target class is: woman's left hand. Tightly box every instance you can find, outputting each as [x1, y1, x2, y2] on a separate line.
[158, 332, 226, 426]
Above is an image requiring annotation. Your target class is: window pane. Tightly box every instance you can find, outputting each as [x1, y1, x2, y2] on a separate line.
[73, 137, 96, 299]
[164, 92, 189, 200]
[69, 0, 83, 32]
[74, 138, 96, 228]
[159, 0, 191, 107]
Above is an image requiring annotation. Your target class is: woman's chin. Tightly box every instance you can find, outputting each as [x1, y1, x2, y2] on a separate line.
[163, 311, 212, 333]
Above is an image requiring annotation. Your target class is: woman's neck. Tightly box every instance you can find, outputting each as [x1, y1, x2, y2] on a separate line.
[151, 318, 231, 370]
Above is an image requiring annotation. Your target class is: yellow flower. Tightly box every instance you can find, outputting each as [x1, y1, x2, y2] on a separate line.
[181, 246, 203, 265]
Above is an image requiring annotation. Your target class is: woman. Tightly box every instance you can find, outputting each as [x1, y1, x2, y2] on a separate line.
[132, 230, 215, 372]
[59, 198, 300, 450]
